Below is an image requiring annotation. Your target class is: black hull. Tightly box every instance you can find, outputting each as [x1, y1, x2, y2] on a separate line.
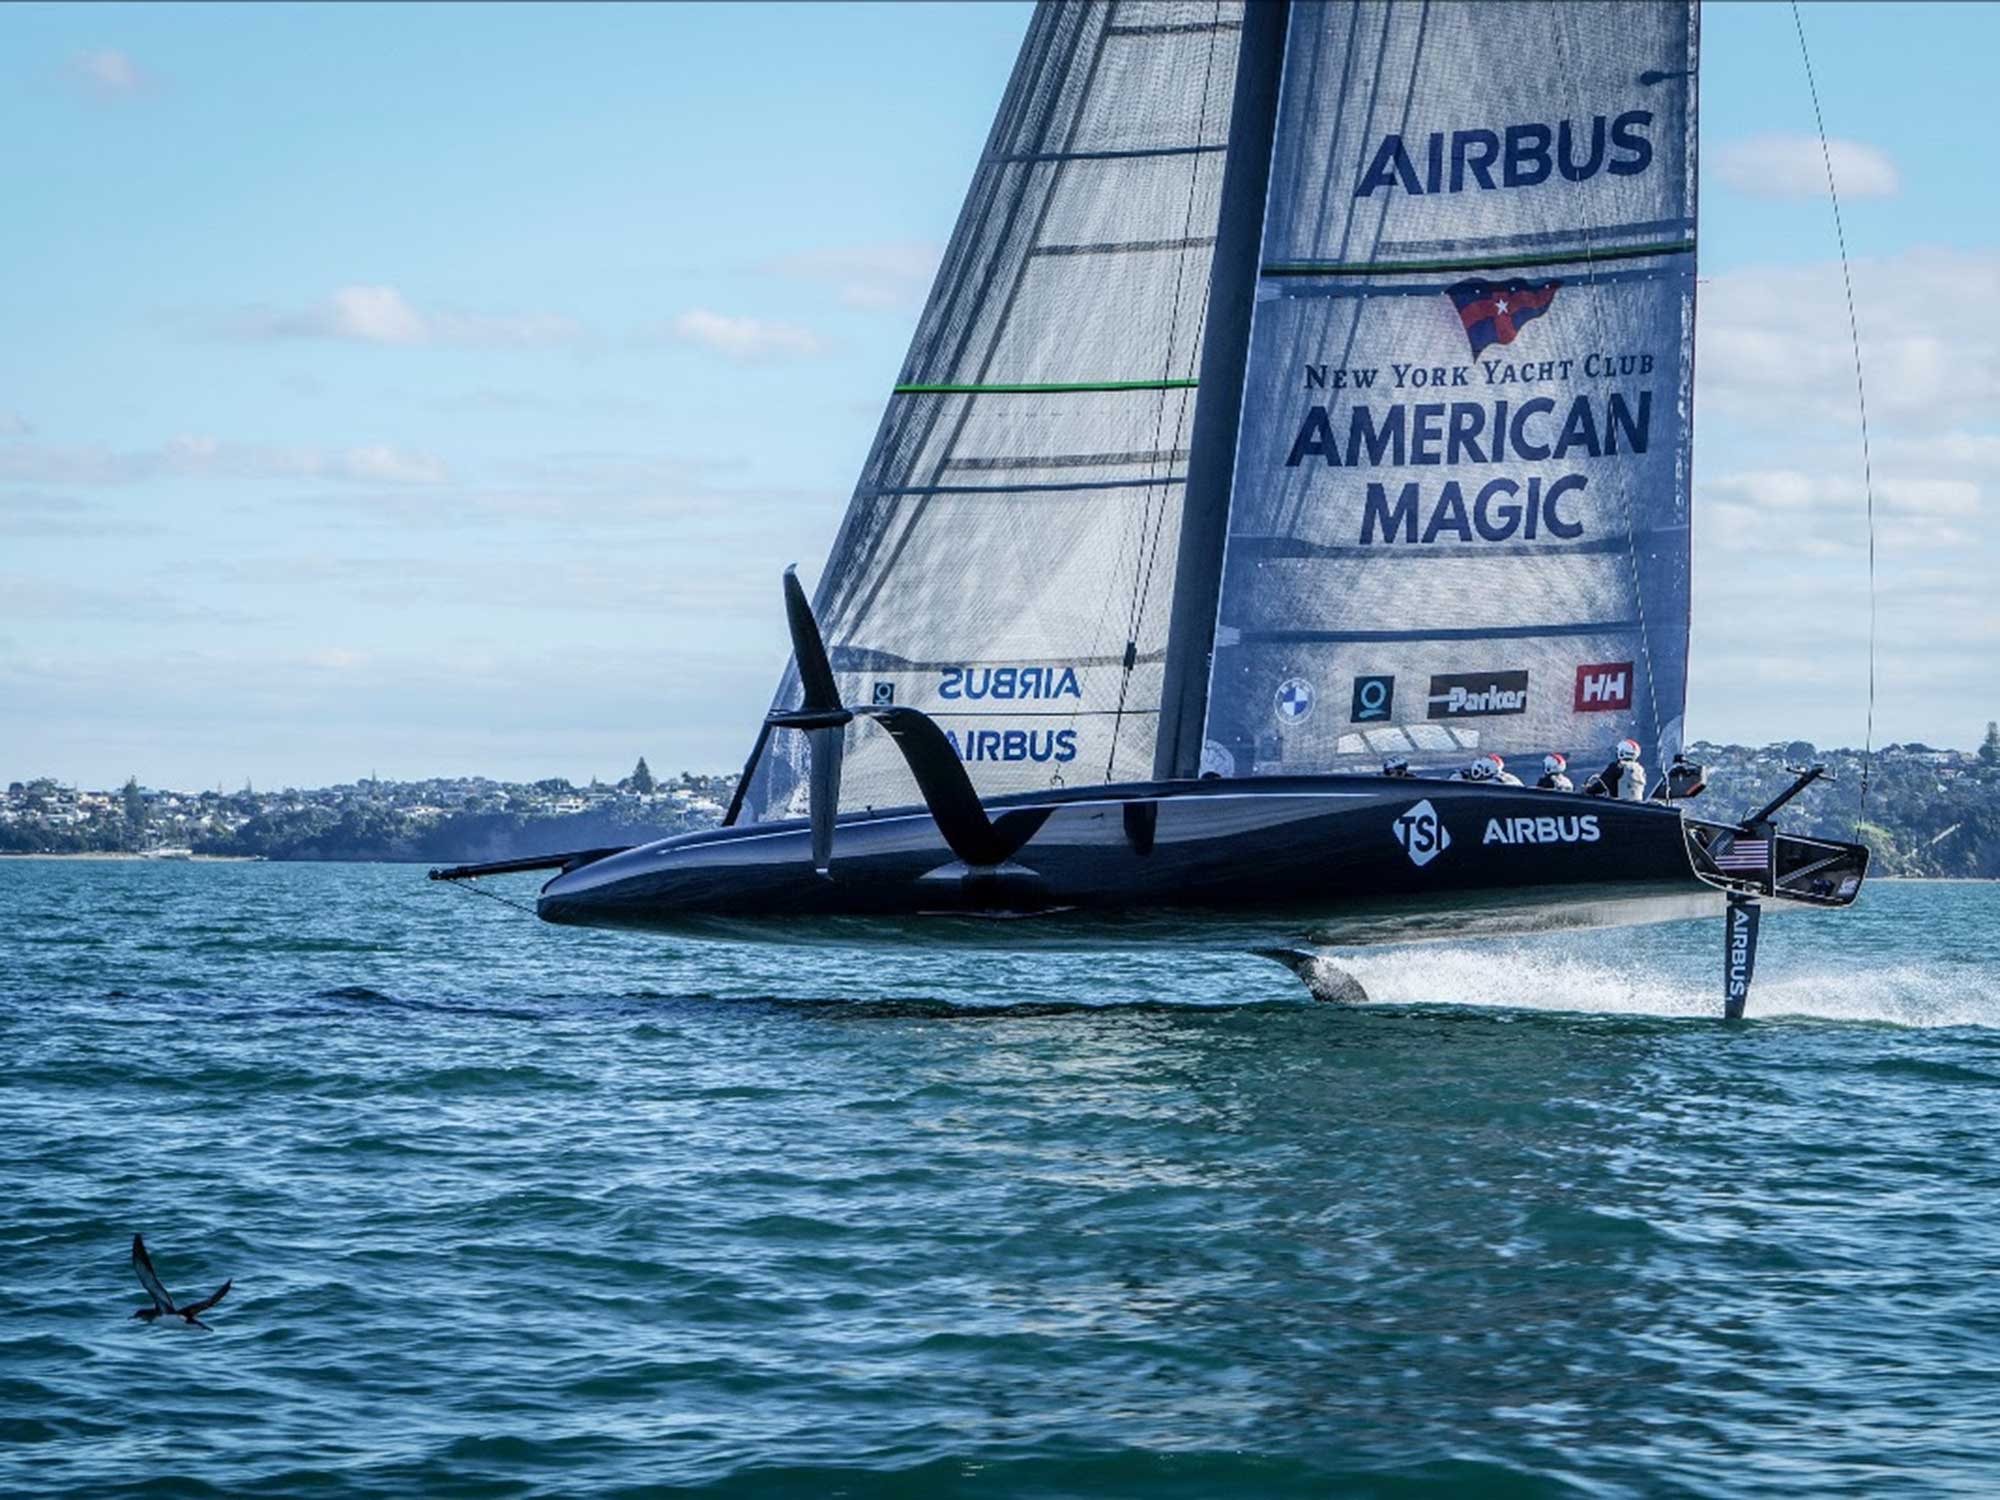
[533, 775, 1823, 951]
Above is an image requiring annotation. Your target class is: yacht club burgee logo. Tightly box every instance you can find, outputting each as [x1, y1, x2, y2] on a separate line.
[1446, 278, 1562, 357]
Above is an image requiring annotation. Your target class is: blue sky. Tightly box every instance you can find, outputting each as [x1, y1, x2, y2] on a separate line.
[2, 1, 1994, 788]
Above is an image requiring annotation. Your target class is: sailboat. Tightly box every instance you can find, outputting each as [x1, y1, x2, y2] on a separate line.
[435, 0, 1868, 1016]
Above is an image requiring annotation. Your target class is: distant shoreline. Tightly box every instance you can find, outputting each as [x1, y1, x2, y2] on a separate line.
[1876, 875, 1999, 883]
[0, 852, 261, 863]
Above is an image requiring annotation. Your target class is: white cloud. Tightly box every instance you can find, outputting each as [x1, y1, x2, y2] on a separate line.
[768, 241, 942, 311]
[0, 575, 259, 626]
[1712, 133, 1899, 200]
[0, 493, 114, 538]
[666, 308, 826, 362]
[340, 444, 450, 485]
[323, 285, 427, 345]
[1698, 249, 2000, 431]
[228, 285, 582, 349]
[1688, 242, 1999, 747]
[72, 49, 148, 98]
[0, 436, 448, 487]
[0, 412, 33, 436]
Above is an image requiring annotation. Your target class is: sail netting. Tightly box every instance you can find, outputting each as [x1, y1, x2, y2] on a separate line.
[736, 0, 1245, 824]
[728, 0, 1240, 828]
[1200, 0, 1697, 782]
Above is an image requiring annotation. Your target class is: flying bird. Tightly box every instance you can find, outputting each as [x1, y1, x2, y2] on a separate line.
[130, 1234, 231, 1330]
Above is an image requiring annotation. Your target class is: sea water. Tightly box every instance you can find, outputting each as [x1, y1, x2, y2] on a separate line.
[2, 860, 1997, 1498]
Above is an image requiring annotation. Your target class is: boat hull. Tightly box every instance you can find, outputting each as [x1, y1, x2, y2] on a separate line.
[536, 775, 1730, 951]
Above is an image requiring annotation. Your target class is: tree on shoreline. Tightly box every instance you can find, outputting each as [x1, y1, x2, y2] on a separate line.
[122, 777, 147, 839]
[626, 757, 656, 795]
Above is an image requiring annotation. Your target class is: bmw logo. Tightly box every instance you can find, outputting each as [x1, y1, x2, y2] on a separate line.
[1275, 677, 1315, 723]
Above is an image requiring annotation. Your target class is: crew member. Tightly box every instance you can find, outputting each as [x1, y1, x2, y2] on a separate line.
[1382, 756, 1413, 779]
[1584, 739, 1648, 801]
[1454, 753, 1520, 786]
[1537, 753, 1573, 792]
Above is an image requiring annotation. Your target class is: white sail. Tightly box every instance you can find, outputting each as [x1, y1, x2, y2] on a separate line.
[1200, 1, 1698, 780]
[738, 1, 1246, 823]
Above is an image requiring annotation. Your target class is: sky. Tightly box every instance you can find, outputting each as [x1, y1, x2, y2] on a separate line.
[2, 1, 1995, 790]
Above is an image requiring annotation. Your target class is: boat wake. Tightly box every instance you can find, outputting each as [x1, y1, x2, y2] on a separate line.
[1332, 942, 1998, 1029]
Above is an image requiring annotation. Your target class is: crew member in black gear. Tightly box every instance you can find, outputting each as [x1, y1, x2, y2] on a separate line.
[1583, 739, 1648, 800]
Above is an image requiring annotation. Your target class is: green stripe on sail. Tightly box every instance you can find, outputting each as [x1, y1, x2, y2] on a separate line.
[1262, 239, 1697, 278]
[892, 378, 1200, 395]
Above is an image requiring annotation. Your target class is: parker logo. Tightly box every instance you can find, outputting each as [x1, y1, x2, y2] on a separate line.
[1574, 661, 1633, 713]
[1482, 814, 1601, 846]
[1427, 670, 1528, 719]
[1393, 799, 1451, 868]
[1351, 674, 1395, 723]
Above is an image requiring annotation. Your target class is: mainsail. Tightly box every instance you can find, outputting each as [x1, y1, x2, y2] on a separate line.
[736, 0, 1699, 822]
[737, 0, 1248, 824]
[1199, 0, 1698, 780]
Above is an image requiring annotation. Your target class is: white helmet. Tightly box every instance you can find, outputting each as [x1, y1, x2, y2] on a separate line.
[1465, 754, 1499, 781]
[1616, 738, 1641, 762]
[1543, 753, 1567, 775]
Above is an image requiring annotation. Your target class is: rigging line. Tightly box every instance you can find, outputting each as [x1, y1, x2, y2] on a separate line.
[1106, 0, 1229, 780]
[1551, 4, 1667, 760]
[1792, 0, 1877, 838]
[434, 876, 541, 919]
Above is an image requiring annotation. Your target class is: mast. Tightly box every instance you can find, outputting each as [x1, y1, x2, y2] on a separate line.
[1151, 0, 1289, 782]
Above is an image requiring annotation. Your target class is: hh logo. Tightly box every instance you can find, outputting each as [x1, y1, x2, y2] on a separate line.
[1351, 674, 1395, 723]
[1393, 799, 1452, 869]
[1574, 661, 1633, 713]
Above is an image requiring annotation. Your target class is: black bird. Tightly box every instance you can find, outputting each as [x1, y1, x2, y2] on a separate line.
[130, 1234, 231, 1330]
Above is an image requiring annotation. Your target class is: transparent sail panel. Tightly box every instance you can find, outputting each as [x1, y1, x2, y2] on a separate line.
[1202, 0, 1697, 782]
[738, 0, 1244, 824]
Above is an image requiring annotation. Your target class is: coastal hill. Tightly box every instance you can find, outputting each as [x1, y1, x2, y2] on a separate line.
[5, 737, 1998, 878]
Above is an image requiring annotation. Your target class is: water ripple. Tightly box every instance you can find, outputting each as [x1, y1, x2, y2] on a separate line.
[2, 863, 1998, 1497]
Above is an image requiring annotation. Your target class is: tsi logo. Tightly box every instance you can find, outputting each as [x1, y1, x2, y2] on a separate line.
[1427, 670, 1529, 719]
[1393, 799, 1452, 868]
[1351, 674, 1395, 723]
[1574, 661, 1633, 712]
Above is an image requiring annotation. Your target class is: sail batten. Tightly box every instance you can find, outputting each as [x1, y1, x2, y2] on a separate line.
[1264, 240, 1694, 276]
[890, 379, 1199, 395]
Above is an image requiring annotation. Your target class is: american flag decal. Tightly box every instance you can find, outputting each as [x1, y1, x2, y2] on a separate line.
[1713, 838, 1770, 872]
